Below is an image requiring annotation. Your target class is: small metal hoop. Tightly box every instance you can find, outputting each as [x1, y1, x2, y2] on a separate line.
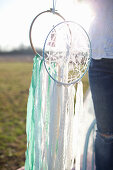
[29, 9, 65, 55]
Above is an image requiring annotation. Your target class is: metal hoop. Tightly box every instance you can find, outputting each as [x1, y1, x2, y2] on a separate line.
[29, 9, 65, 55]
[43, 20, 91, 86]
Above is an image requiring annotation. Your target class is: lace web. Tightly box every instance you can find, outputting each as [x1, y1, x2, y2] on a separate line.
[43, 21, 91, 85]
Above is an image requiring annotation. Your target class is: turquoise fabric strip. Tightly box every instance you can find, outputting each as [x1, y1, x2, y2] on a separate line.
[25, 55, 42, 170]
[34, 57, 43, 170]
[25, 54, 52, 170]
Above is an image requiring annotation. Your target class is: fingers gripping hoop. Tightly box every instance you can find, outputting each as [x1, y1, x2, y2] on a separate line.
[43, 21, 91, 86]
[29, 9, 65, 55]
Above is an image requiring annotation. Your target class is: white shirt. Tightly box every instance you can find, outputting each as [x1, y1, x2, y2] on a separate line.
[89, 0, 113, 59]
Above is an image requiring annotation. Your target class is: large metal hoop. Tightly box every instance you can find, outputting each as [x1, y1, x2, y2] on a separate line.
[43, 20, 91, 86]
[29, 9, 65, 55]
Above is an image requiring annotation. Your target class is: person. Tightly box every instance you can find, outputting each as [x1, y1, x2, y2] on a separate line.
[86, 0, 113, 169]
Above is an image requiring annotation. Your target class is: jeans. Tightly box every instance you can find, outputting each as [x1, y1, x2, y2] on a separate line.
[88, 58, 113, 170]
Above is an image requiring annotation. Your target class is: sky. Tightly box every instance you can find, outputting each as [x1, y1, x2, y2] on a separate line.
[0, 0, 93, 51]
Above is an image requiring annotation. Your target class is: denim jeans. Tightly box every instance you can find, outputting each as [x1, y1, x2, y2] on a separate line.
[88, 58, 113, 170]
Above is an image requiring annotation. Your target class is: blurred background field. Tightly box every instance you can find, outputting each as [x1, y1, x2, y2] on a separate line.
[0, 53, 89, 170]
[0, 55, 33, 170]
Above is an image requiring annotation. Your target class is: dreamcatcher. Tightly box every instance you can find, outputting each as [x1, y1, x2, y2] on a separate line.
[25, 1, 91, 170]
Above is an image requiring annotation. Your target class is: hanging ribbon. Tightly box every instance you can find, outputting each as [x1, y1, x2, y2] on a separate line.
[25, 55, 82, 170]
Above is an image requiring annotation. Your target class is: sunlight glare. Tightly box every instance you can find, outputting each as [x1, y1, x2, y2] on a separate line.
[0, 0, 94, 51]
[60, 1, 94, 32]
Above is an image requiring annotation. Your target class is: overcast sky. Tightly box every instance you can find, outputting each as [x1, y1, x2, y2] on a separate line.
[0, 0, 93, 51]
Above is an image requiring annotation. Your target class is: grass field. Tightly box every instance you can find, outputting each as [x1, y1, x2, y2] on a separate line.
[0, 60, 89, 170]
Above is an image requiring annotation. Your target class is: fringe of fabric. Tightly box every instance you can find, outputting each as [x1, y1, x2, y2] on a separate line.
[74, 81, 83, 170]
[25, 55, 52, 170]
[25, 55, 83, 170]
